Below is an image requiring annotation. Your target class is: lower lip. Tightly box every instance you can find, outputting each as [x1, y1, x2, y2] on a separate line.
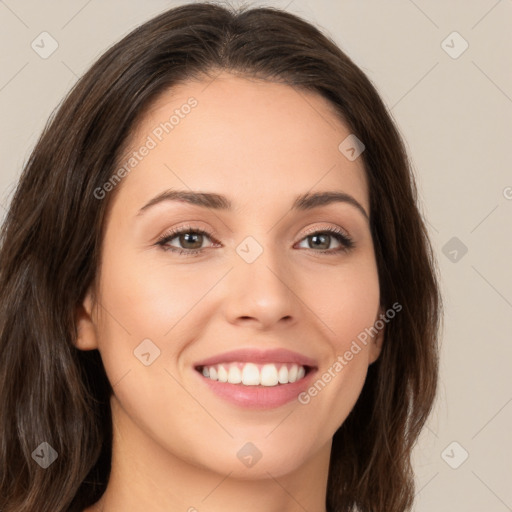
[194, 368, 317, 409]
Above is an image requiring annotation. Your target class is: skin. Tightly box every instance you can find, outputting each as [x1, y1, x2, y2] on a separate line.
[77, 71, 385, 512]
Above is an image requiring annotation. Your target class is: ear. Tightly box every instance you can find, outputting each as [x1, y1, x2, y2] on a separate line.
[368, 306, 386, 364]
[75, 289, 99, 350]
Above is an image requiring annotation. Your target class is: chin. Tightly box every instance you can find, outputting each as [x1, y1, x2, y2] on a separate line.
[191, 436, 317, 480]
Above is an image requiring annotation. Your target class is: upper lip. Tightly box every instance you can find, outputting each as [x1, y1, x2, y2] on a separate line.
[194, 348, 318, 369]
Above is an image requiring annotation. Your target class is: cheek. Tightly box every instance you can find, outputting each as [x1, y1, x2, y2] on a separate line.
[295, 258, 380, 418]
[98, 249, 208, 338]
[302, 257, 381, 350]
[94, 250, 225, 387]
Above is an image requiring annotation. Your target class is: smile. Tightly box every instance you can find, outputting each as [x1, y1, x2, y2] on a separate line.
[192, 348, 318, 409]
[196, 362, 308, 386]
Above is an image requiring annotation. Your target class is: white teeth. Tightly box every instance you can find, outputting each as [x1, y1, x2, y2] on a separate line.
[227, 365, 242, 384]
[260, 364, 279, 386]
[278, 365, 288, 384]
[217, 365, 228, 383]
[200, 362, 307, 386]
[242, 363, 260, 386]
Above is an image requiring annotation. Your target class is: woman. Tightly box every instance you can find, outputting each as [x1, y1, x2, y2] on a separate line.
[0, 3, 442, 511]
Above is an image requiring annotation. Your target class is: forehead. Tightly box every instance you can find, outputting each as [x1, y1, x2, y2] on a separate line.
[112, 72, 369, 216]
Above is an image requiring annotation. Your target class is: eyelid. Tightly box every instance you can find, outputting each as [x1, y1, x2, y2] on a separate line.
[155, 222, 218, 241]
[300, 223, 351, 239]
[155, 222, 355, 255]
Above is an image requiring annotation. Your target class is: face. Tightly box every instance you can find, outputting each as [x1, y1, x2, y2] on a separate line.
[76, 72, 384, 479]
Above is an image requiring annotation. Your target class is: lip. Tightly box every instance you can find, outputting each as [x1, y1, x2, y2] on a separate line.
[193, 348, 318, 409]
[195, 369, 317, 409]
[193, 348, 318, 368]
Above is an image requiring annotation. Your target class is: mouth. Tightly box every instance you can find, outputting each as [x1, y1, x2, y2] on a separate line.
[192, 348, 318, 409]
[195, 362, 313, 386]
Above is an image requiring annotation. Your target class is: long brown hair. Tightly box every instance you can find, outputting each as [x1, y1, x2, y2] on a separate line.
[0, 3, 442, 511]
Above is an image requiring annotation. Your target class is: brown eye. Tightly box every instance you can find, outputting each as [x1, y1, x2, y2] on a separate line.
[156, 227, 216, 255]
[175, 232, 205, 250]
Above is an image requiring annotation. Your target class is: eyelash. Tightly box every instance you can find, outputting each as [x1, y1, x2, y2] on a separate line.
[155, 224, 355, 257]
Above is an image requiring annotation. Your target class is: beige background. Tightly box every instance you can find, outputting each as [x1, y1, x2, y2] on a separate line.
[1, 0, 511, 510]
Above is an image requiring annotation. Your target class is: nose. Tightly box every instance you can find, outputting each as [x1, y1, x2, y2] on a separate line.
[221, 248, 300, 330]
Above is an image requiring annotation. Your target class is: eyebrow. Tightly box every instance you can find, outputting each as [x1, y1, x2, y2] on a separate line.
[137, 189, 369, 221]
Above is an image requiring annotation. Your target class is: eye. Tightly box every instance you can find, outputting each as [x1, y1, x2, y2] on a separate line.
[156, 225, 218, 256]
[296, 226, 355, 254]
[155, 225, 355, 256]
